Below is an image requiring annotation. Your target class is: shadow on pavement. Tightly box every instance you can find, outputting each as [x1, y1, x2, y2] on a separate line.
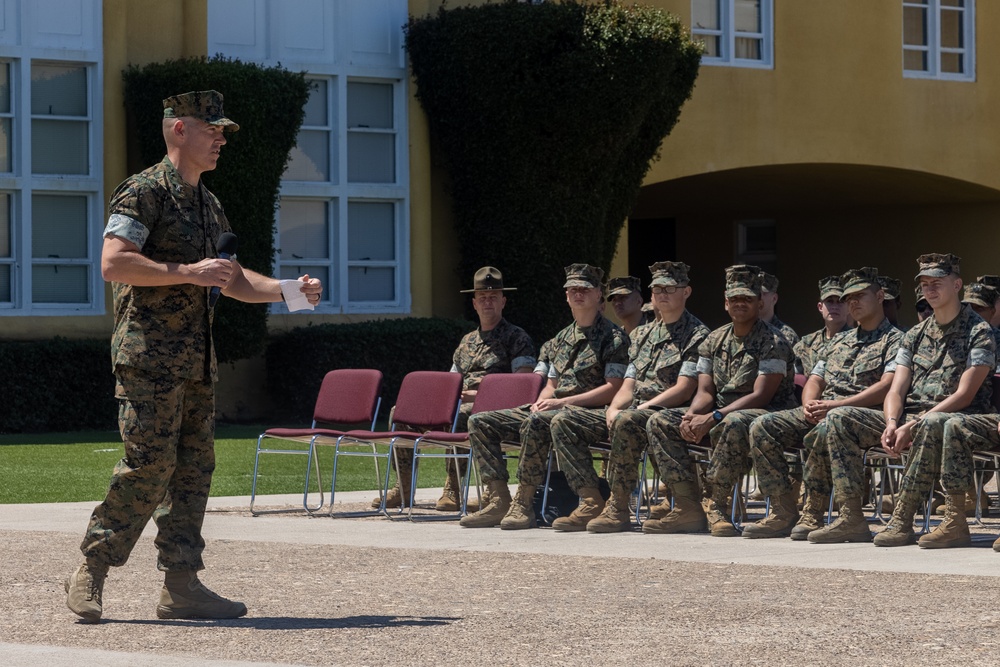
[100, 614, 461, 629]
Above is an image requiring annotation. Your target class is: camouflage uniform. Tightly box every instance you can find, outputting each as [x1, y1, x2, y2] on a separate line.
[768, 315, 800, 347]
[829, 302, 995, 504]
[754, 318, 902, 500]
[647, 317, 796, 493]
[555, 310, 710, 493]
[795, 325, 850, 378]
[450, 317, 535, 431]
[468, 312, 628, 489]
[80, 156, 230, 572]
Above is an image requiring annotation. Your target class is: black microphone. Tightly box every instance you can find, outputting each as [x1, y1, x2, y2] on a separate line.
[209, 232, 239, 308]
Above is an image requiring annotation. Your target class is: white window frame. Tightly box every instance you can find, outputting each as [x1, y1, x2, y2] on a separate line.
[903, 0, 975, 81]
[0, 27, 104, 315]
[691, 0, 773, 69]
[209, 0, 411, 315]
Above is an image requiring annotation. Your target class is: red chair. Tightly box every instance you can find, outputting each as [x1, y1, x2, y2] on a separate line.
[330, 371, 464, 517]
[406, 372, 545, 520]
[249, 369, 382, 516]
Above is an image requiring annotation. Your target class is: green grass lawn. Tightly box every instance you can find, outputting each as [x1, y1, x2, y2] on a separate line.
[0, 424, 466, 504]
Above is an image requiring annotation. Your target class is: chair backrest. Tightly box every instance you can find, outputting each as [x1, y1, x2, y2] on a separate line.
[391, 371, 464, 430]
[470, 372, 545, 415]
[312, 369, 383, 428]
[992, 374, 1000, 411]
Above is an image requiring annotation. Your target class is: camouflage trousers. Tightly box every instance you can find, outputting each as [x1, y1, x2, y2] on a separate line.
[548, 407, 609, 492]
[468, 405, 601, 490]
[605, 409, 660, 491]
[748, 407, 811, 497]
[647, 408, 768, 495]
[821, 407, 884, 501]
[825, 409, 1000, 505]
[80, 365, 215, 572]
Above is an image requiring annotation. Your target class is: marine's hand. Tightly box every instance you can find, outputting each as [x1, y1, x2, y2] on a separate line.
[186, 257, 232, 288]
[298, 273, 323, 306]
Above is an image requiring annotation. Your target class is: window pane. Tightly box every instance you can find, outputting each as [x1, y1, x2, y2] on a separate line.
[33, 265, 88, 303]
[903, 6, 928, 46]
[303, 79, 329, 126]
[734, 37, 762, 60]
[0, 194, 9, 256]
[699, 35, 720, 57]
[348, 201, 394, 261]
[33, 119, 88, 174]
[280, 198, 330, 260]
[904, 48, 929, 71]
[349, 266, 394, 301]
[741, 222, 776, 254]
[692, 0, 720, 30]
[940, 9, 963, 49]
[32, 194, 88, 258]
[941, 0, 964, 6]
[31, 64, 87, 116]
[734, 0, 761, 33]
[0, 265, 9, 301]
[941, 51, 964, 74]
[347, 132, 394, 183]
[285, 129, 330, 181]
[0, 62, 10, 113]
[0, 119, 11, 172]
[347, 82, 393, 129]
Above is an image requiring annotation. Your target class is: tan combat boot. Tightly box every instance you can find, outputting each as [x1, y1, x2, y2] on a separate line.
[808, 495, 872, 543]
[790, 491, 828, 541]
[371, 453, 413, 509]
[435, 461, 464, 511]
[742, 489, 799, 539]
[706, 493, 739, 537]
[918, 493, 972, 549]
[873, 495, 918, 547]
[586, 485, 633, 533]
[993, 534, 1000, 552]
[499, 484, 537, 530]
[643, 481, 708, 534]
[157, 571, 247, 619]
[648, 497, 672, 520]
[459, 481, 511, 528]
[65, 561, 108, 623]
[552, 486, 606, 532]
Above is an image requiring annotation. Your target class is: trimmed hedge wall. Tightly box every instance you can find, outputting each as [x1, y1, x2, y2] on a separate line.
[265, 318, 475, 423]
[406, 0, 702, 340]
[0, 339, 117, 433]
[121, 56, 310, 363]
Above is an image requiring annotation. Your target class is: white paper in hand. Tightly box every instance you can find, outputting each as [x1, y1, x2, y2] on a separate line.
[279, 279, 315, 312]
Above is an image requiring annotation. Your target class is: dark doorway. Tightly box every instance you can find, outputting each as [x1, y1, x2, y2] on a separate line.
[627, 218, 677, 283]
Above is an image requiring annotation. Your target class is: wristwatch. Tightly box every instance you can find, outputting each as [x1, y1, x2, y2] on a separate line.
[712, 410, 724, 422]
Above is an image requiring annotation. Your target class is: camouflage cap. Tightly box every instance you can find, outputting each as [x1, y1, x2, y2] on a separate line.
[840, 267, 879, 297]
[914, 285, 929, 307]
[648, 261, 691, 288]
[563, 263, 604, 289]
[878, 275, 902, 301]
[163, 90, 239, 131]
[977, 275, 1000, 289]
[725, 264, 763, 298]
[460, 266, 516, 293]
[818, 275, 843, 301]
[962, 282, 999, 309]
[641, 301, 654, 313]
[607, 276, 642, 297]
[914, 252, 961, 279]
[759, 271, 779, 294]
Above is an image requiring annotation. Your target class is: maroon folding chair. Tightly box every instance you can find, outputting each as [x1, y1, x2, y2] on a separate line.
[249, 369, 382, 516]
[408, 372, 545, 520]
[332, 371, 464, 518]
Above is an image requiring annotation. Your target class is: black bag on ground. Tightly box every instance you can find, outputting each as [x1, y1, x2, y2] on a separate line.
[533, 472, 611, 526]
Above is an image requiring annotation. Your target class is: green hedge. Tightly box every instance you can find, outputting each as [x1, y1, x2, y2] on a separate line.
[265, 318, 476, 423]
[0, 339, 117, 433]
[121, 56, 310, 363]
[406, 0, 702, 340]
